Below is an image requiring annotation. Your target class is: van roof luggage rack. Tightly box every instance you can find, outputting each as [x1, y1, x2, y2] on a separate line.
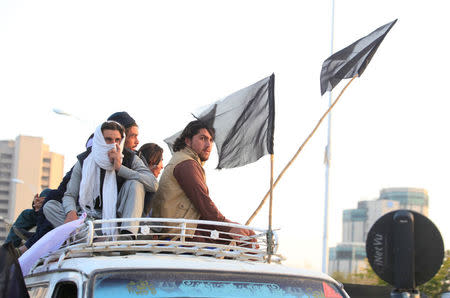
[30, 218, 283, 273]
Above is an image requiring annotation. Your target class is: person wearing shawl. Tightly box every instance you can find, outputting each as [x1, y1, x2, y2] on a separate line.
[43, 121, 157, 237]
[107, 111, 140, 152]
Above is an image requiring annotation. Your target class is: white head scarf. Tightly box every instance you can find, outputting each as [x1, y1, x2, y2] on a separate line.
[79, 122, 123, 236]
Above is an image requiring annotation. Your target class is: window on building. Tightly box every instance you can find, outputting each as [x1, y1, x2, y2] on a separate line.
[336, 250, 352, 259]
[0, 190, 8, 195]
[0, 208, 8, 214]
[42, 158, 51, 163]
[0, 163, 11, 169]
[0, 172, 11, 178]
[0, 181, 9, 186]
[0, 153, 12, 159]
[0, 199, 8, 204]
[42, 167, 50, 173]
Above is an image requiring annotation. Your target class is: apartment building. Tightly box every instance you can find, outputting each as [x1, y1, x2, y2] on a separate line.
[0, 136, 63, 243]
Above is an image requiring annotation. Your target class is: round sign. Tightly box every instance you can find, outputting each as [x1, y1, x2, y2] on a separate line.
[366, 210, 444, 286]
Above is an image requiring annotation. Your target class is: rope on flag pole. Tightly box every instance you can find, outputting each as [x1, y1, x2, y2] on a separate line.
[246, 74, 358, 225]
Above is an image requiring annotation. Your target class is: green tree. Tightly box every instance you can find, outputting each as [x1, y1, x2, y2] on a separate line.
[331, 259, 389, 286]
[331, 271, 349, 284]
[363, 260, 389, 286]
[331, 251, 450, 297]
[418, 250, 450, 297]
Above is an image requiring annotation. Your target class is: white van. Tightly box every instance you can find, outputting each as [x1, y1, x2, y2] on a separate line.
[24, 218, 349, 297]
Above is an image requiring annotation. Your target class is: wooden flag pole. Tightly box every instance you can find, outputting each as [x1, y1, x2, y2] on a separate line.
[246, 75, 358, 225]
[267, 153, 274, 263]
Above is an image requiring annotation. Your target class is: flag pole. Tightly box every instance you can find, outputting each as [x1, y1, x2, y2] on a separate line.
[267, 153, 274, 263]
[246, 74, 358, 225]
[323, 0, 336, 274]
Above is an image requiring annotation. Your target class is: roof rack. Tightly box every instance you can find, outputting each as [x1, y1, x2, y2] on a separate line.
[30, 218, 282, 274]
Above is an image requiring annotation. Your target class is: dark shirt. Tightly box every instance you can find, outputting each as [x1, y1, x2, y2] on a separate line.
[173, 160, 226, 222]
[25, 168, 73, 248]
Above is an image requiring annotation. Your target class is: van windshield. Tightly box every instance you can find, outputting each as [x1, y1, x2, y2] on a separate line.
[91, 269, 345, 298]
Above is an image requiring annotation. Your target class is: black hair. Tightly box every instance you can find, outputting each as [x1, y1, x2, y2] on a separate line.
[138, 143, 163, 166]
[172, 120, 215, 152]
[101, 121, 125, 139]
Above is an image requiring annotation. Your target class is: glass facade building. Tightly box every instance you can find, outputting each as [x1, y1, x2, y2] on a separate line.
[329, 188, 429, 275]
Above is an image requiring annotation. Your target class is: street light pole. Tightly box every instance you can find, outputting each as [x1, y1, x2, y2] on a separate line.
[53, 108, 81, 120]
[10, 178, 38, 195]
[322, 0, 336, 274]
[53, 108, 96, 129]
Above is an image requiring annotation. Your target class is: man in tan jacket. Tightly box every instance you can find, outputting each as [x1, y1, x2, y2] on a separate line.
[152, 120, 254, 242]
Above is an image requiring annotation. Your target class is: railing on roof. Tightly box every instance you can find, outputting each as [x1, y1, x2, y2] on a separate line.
[31, 218, 281, 274]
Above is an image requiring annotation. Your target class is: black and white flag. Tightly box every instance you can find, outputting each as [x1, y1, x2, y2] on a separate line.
[320, 19, 397, 95]
[165, 74, 275, 169]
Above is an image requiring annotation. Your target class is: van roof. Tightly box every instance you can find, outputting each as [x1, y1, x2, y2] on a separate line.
[29, 253, 335, 283]
[25, 217, 336, 285]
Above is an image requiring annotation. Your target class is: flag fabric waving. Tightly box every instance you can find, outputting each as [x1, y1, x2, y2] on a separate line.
[320, 19, 397, 95]
[165, 74, 275, 169]
[19, 213, 87, 276]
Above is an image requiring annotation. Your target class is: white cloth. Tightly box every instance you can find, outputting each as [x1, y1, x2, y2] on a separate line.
[19, 213, 87, 276]
[79, 124, 122, 235]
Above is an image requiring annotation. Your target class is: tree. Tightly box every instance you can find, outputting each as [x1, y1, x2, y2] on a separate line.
[418, 250, 450, 297]
[331, 271, 349, 284]
[331, 259, 388, 286]
[331, 251, 450, 297]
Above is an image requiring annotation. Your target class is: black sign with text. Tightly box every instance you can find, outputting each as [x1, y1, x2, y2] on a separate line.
[366, 210, 444, 287]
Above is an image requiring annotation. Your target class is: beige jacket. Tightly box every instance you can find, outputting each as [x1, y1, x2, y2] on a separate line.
[152, 147, 203, 236]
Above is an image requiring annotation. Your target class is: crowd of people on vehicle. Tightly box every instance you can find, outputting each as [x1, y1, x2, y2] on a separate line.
[5, 111, 254, 255]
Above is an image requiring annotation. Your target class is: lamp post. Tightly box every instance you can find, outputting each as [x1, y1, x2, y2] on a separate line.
[10, 178, 38, 195]
[322, 0, 336, 274]
[53, 108, 95, 130]
[53, 108, 81, 120]
[52, 107, 96, 174]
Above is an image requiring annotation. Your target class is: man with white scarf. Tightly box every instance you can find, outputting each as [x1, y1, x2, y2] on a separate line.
[44, 121, 157, 238]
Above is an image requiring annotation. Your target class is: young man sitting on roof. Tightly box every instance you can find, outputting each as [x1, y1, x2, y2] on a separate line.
[4, 189, 51, 248]
[151, 120, 255, 244]
[43, 121, 157, 238]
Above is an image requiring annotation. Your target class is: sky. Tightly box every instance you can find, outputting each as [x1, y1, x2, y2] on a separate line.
[1, 0, 449, 272]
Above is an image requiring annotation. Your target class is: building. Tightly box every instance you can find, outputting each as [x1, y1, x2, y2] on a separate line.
[0, 136, 64, 243]
[328, 243, 367, 275]
[328, 187, 429, 276]
[379, 187, 428, 216]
